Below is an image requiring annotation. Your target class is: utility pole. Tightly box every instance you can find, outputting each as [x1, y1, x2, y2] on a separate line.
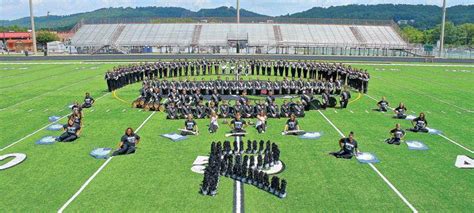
[236, 0, 240, 24]
[439, 0, 447, 58]
[29, 0, 37, 54]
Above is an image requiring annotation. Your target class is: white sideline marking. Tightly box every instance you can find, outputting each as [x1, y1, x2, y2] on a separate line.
[318, 110, 418, 213]
[58, 111, 156, 213]
[0, 93, 109, 152]
[438, 134, 473, 154]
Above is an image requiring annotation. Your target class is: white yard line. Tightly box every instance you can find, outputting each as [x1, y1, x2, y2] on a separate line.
[233, 136, 244, 213]
[235, 181, 242, 213]
[0, 74, 103, 111]
[374, 78, 473, 113]
[318, 110, 417, 213]
[365, 94, 473, 154]
[0, 93, 109, 152]
[0, 114, 69, 152]
[58, 111, 156, 213]
[438, 134, 473, 154]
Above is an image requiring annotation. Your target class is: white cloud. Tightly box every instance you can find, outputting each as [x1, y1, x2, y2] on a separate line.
[1, 0, 471, 20]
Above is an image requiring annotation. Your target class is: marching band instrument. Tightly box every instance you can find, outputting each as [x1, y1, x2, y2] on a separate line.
[178, 129, 198, 135]
[281, 130, 306, 135]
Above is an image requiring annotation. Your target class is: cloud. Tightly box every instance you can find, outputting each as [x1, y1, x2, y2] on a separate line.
[1, 0, 471, 20]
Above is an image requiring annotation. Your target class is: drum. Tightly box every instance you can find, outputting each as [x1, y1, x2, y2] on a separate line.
[261, 89, 268, 95]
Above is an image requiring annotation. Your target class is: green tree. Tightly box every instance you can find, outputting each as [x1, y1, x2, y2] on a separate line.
[0, 25, 28, 32]
[36, 31, 59, 46]
[457, 23, 474, 46]
[431, 22, 460, 45]
[401, 26, 424, 43]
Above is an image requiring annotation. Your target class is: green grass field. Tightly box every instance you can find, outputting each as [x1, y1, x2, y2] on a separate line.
[0, 60, 473, 212]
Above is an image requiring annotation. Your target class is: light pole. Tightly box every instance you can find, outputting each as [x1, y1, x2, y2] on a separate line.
[439, 0, 447, 58]
[29, 0, 37, 54]
[236, 0, 240, 24]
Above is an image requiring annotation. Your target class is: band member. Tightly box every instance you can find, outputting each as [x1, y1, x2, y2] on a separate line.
[82, 92, 95, 108]
[255, 111, 267, 134]
[180, 104, 193, 119]
[386, 124, 405, 145]
[239, 91, 249, 105]
[57, 118, 81, 142]
[321, 90, 330, 110]
[283, 114, 300, 135]
[209, 111, 219, 133]
[69, 110, 83, 127]
[182, 114, 199, 136]
[293, 101, 305, 117]
[408, 113, 429, 133]
[394, 103, 408, 119]
[377, 96, 390, 112]
[211, 89, 222, 107]
[280, 100, 291, 118]
[233, 101, 243, 117]
[265, 91, 275, 106]
[219, 100, 231, 122]
[166, 102, 178, 119]
[340, 88, 351, 109]
[254, 100, 265, 116]
[300, 90, 313, 110]
[207, 101, 218, 118]
[290, 78, 297, 94]
[330, 132, 359, 159]
[282, 78, 290, 95]
[193, 90, 204, 106]
[230, 112, 248, 133]
[195, 101, 207, 119]
[112, 127, 140, 156]
[267, 102, 280, 118]
[243, 100, 255, 118]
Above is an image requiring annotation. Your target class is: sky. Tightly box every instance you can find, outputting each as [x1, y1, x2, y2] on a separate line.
[1, 0, 472, 20]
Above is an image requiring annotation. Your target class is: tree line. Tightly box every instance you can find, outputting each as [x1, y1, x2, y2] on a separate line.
[401, 22, 474, 47]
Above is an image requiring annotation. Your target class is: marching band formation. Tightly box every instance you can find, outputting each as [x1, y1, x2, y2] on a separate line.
[105, 59, 370, 93]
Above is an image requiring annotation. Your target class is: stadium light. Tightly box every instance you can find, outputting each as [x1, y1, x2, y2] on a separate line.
[439, 0, 447, 58]
[29, 0, 37, 54]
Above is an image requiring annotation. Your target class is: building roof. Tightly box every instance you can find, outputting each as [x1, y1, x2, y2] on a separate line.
[0, 32, 31, 39]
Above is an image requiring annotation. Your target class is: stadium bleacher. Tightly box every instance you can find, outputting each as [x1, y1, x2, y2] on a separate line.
[70, 23, 409, 54]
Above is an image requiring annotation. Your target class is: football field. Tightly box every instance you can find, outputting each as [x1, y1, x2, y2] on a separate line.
[0, 60, 473, 212]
